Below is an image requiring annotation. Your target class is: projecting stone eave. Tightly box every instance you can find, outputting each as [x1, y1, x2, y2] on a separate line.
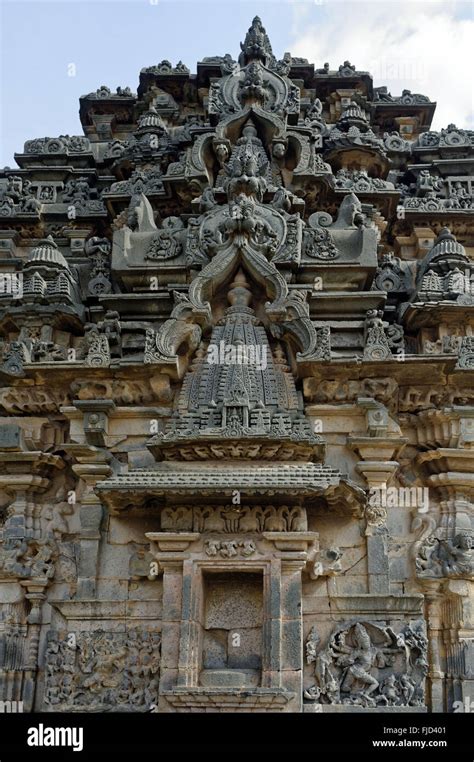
[95, 462, 366, 517]
[400, 300, 474, 330]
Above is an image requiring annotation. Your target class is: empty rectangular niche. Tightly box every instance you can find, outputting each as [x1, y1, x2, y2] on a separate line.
[200, 571, 263, 687]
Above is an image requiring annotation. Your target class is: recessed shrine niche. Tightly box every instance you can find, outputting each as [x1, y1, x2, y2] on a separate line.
[200, 571, 263, 688]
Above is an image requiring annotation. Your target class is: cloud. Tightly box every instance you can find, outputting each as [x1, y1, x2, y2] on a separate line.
[289, 0, 474, 130]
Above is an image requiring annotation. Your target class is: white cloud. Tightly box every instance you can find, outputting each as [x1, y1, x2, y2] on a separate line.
[289, 0, 474, 129]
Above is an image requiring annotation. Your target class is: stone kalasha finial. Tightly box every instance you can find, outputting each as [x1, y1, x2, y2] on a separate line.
[136, 106, 167, 134]
[337, 101, 369, 131]
[239, 16, 274, 67]
[26, 236, 69, 270]
[227, 269, 252, 308]
[427, 227, 467, 263]
[418, 227, 469, 287]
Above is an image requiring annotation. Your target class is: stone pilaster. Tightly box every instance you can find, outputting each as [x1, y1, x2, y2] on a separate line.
[65, 444, 112, 598]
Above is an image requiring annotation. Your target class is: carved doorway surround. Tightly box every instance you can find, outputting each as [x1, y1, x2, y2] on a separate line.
[147, 530, 317, 712]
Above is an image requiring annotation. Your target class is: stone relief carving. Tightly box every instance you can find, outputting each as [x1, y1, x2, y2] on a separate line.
[416, 531, 474, 580]
[23, 136, 91, 155]
[307, 547, 343, 579]
[84, 325, 111, 368]
[204, 538, 257, 557]
[456, 337, 474, 369]
[161, 505, 308, 533]
[304, 622, 427, 707]
[303, 212, 338, 260]
[84, 237, 112, 296]
[335, 169, 395, 193]
[417, 124, 474, 149]
[44, 630, 161, 710]
[145, 217, 184, 260]
[0, 538, 57, 580]
[363, 310, 393, 361]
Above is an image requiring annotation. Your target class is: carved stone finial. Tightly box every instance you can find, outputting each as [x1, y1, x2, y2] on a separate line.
[227, 269, 252, 307]
[239, 16, 275, 67]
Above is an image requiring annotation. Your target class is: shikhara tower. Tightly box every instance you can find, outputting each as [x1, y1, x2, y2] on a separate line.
[0, 17, 472, 713]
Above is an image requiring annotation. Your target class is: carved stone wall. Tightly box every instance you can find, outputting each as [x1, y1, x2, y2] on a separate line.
[0, 17, 472, 713]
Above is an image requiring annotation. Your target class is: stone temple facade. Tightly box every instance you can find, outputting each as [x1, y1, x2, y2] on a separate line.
[0, 17, 473, 714]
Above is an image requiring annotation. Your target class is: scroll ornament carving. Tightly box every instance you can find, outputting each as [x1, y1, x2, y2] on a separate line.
[303, 213, 338, 261]
[270, 290, 332, 362]
[144, 292, 202, 365]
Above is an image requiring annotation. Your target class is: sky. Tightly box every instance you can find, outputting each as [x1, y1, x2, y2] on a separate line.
[0, 0, 473, 167]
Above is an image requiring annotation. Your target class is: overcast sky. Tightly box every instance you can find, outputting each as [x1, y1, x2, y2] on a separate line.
[0, 0, 473, 167]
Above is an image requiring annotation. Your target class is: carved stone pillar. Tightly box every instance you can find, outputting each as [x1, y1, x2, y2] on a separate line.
[442, 581, 474, 711]
[346, 397, 408, 598]
[65, 444, 112, 598]
[348, 434, 406, 594]
[0, 451, 63, 539]
[414, 439, 474, 709]
[421, 581, 445, 712]
[19, 579, 47, 712]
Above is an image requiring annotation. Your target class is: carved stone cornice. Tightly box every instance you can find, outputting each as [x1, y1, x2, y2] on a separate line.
[413, 407, 474, 449]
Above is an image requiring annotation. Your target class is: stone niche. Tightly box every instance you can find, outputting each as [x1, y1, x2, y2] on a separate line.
[200, 571, 263, 688]
[146, 530, 316, 712]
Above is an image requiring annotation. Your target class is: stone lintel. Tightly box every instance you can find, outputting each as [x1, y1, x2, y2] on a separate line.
[329, 593, 424, 616]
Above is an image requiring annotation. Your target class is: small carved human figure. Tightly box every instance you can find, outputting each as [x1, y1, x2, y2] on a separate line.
[304, 627, 340, 703]
[442, 533, 473, 578]
[333, 624, 380, 701]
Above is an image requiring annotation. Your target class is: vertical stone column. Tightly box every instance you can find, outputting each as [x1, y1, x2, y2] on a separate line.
[0, 451, 62, 540]
[160, 561, 184, 697]
[177, 557, 202, 688]
[415, 441, 474, 710]
[146, 533, 200, 709]
[422, 582, 445, 712]
[19, 579, 47, 712]
[443, 581, 474, 711]
[65, 444, 112, 598]
[262, 558, 281, 689]
[263, 532, 317, 711]
[354, 460, 399, 594]
[280, 559, 305, 712]
[348, 399, 407, 596]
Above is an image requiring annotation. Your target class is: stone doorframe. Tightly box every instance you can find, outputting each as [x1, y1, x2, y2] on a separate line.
[146, 531, 318, 712]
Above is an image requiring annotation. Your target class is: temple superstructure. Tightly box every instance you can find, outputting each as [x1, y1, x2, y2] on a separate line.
[0, 17, 472, 713]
